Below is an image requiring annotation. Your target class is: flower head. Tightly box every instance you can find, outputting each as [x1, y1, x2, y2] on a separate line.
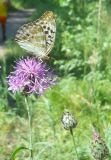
[93, 132, 100, 141]
[61, 111, 77, 130]
[8, 57, 56, 95]
[91, 132, 109, 160]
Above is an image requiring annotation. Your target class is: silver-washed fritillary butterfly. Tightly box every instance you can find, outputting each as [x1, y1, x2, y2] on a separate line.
[15, 11, 56, 59]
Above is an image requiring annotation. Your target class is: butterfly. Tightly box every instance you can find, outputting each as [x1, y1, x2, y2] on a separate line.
[15, 11, 56, 59]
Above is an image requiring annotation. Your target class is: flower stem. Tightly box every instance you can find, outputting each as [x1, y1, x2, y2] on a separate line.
[97, 0, 102, 44]
[70, 128, 79, 160]
[25, 97, 33, 160]
[49, 104, 56, 139]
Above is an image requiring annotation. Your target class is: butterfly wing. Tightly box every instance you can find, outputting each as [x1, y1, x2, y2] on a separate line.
[15, 22, 47, 57]
[15, 11, 56, 58]
[38, 11, 56, 55]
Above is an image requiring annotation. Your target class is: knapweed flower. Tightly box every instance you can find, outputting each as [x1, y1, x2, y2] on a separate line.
[91, 132, 109, 160]
[8, 57, 56, 95]
[61, 111, 77, 130]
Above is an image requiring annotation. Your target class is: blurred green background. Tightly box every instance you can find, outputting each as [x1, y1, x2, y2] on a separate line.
[1, 0, 111, 159]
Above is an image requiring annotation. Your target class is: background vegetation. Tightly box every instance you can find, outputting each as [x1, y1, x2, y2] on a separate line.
[1, 0, 111, 159]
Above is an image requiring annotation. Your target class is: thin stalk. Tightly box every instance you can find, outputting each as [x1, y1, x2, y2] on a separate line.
[97, 0, 102, 44]
[44, 97, 56, 139]
[2, 57, 8, 111]
[70, 128, 79, 160]
[49, 104, 56, 139]
[25, 97, 33, 160]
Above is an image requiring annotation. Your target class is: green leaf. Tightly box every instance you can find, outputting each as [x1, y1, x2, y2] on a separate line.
[10, 146, 29, 160]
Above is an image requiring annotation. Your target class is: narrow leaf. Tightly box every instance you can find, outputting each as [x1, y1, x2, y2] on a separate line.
[10, 146, 29, 160]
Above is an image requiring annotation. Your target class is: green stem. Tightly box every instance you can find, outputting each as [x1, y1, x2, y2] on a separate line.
[25, 97, 33, 160]
[97, 0, 102, 44]
[49, 104, 56, 139]
[70, 128, 79, 160]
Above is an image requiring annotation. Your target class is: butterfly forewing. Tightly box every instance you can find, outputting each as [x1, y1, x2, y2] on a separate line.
[38, 11, 56, 54]
[15, 11, 56, 58]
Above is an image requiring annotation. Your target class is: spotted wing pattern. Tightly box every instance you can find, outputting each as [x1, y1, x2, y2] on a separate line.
[15, 11, 56, 58]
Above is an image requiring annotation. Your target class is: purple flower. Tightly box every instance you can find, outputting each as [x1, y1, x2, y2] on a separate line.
[93, 132, 100, 141]
[91, 131, 109, 160]
[8, 57, 56, 95]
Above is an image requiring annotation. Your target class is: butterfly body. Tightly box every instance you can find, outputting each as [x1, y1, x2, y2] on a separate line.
[15, 11, 56, 59]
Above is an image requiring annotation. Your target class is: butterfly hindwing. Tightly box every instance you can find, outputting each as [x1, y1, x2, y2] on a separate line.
[16, 24, 47, 57]
[15, 11, 56, 58]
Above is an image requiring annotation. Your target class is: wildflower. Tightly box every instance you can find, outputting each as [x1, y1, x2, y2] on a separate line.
[61, 111, 79, 159]
[87, 49, 100, 70]
[91, 132, 109, 160]
[61, 111, 77, 130]
[8, 57, 56, 95]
